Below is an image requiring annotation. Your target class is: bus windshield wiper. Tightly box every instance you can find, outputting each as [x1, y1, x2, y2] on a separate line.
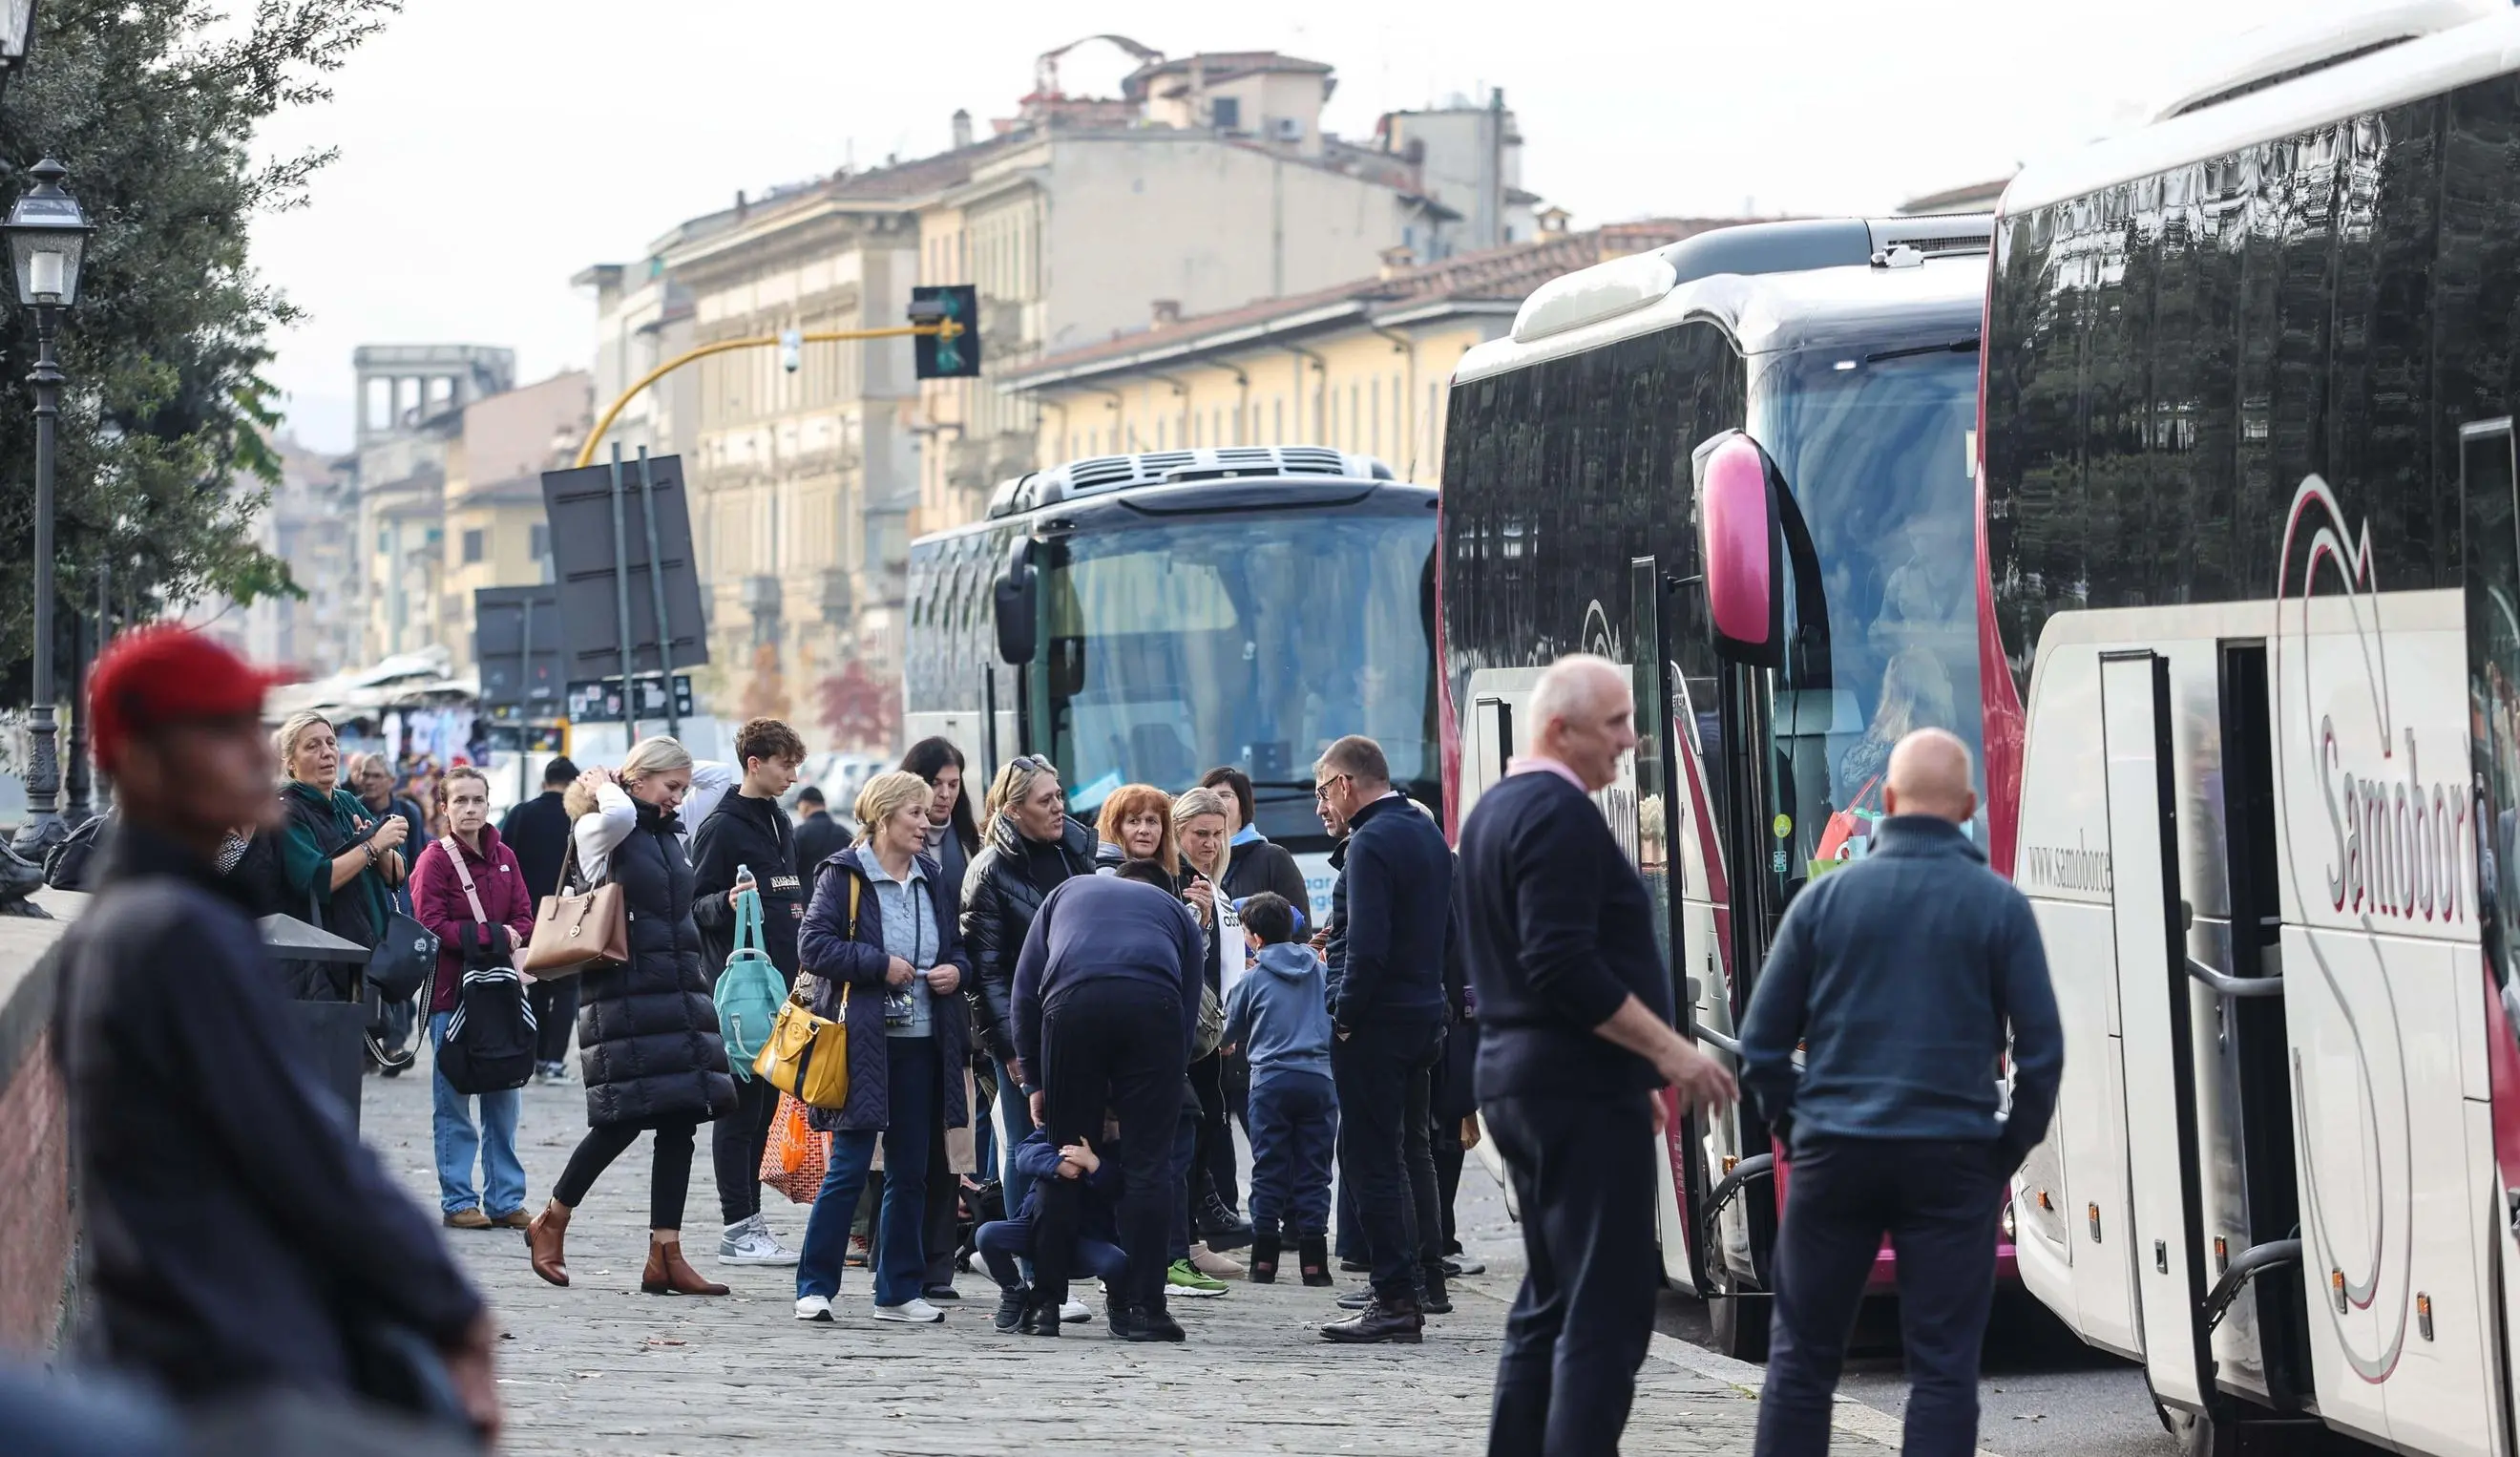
[1864, 337, 1980, 364]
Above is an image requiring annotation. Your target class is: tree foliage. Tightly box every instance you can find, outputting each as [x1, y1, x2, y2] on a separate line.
[0, 0, 397, 691]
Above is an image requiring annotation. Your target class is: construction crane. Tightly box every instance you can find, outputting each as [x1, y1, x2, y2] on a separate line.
[1032, 33, 1162, 100]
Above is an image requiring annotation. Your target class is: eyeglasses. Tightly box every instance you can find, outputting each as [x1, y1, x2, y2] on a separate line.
[1007, 754, 1052, 773]
[1313, 772, 1352, 803]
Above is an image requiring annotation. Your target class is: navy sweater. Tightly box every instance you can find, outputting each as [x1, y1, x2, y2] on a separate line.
[1010, 873, 1203, 1080]
[1459, 770, 1671, 1098]
[1738, 814, 2063, 1160]
[1325, 793, 1452, 1030]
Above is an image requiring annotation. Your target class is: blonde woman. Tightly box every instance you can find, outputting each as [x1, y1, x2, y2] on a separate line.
[960, 755, 1097, 1193]
[789, 771, 975, 1322]
[525, 737, 739, 1299]
[1173, 784, 1255, 1279]
[274, 711, 405, 1002]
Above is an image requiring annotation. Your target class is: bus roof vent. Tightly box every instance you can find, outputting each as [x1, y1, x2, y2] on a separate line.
[1007, 446, 1396, 512]
[2149, 0, 2491, 121]
[1512, 249, 1678, 343]
[1864, 217, 1992, 258]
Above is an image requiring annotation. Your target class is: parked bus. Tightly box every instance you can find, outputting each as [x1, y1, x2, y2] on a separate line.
[906, 446, 1438, 901]
[1439, 213, 1997, 1356]
[1980, 5, 2520, 1451]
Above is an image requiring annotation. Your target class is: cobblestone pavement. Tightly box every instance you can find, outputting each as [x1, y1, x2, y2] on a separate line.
[366, 1053, 1772, 1455]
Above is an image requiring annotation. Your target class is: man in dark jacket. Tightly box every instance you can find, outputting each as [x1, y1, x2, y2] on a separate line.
[1314, 734, 1453, 1343]
[55, 625, 496, 1436]
[1740, 728, 2063, 1457]
[687, 717, 808, 1268]
[1460, 655, 1734, 1456]
[499, 754, 578, 1083]
[792, 784, 848, 872]
[1011, 859, 1203, 1342]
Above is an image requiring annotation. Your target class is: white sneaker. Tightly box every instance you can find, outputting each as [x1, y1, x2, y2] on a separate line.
[539, 1062, 574, 1085]
[872, 1297, 945, 1323]
[794, 1295, 833, 1322]
[1059, 1299, 1090, 1324]
[719, 1214, 799, 1266]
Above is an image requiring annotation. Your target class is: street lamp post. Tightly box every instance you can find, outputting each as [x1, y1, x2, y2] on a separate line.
[6, 158, 91, 855]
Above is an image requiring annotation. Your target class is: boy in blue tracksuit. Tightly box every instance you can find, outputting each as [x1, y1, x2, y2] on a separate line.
[976, 1124, 1128, 1336]
[1221, 892, 1337, 1285]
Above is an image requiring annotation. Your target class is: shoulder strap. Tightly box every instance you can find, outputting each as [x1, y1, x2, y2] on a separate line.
[439, 838, 490, 927]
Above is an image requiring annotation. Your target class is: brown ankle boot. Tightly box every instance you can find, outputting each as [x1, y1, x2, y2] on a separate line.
[527, 1202, 571, 1287]
[642, 1239, 728, 1297]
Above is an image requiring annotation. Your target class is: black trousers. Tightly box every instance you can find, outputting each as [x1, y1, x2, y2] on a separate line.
[529, 977, 578, 1064]
[1434, 1118, 1466, 1255]
[1483, 1091, 1657, 1457]
[1754, 1137, 2005, 1457]
[1331, 1019, 1445, 1299]
[1035, 979, 1185, 1311]
[554, 1119, 699, 1232]
[1186, 1050, 1241, 1213]
[712, 1070, 781, 1226]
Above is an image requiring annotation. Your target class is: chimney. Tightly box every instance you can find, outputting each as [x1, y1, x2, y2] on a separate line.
[1537, 205, 1571, 236]
[1378, 244, 1417, 281]
[735, 189, 748, 219]
[1150, 299, 1182, 328]
[952, 108, 974, 150]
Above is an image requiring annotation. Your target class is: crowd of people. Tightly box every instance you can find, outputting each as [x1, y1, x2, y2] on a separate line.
[33, 623, 2054, 1457]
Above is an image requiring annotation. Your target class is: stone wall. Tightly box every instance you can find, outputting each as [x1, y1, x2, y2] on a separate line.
[0, 893, 82, 1352]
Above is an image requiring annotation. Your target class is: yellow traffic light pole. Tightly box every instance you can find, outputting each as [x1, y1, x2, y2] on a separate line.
[572, 320, 965, 469]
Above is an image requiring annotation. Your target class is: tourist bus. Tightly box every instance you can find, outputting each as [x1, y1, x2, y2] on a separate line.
[905, 446, 1438, 907]
[1438, 214, 1998, 1356]
[1980, 4, 2520, 1451]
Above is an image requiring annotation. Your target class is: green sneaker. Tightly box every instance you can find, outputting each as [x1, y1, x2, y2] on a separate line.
[1166, 1258, 1228, 1298]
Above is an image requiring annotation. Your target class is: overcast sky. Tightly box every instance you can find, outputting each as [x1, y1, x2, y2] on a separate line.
[247, 0, 2321, 453]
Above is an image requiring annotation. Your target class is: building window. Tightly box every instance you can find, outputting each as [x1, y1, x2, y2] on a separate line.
[461, 528, 485, 565]
[1211, 95, 1241, 131]
[531, 522, 550, 562]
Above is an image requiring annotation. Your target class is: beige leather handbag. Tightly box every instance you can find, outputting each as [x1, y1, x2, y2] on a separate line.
[521, 838, 628, 980]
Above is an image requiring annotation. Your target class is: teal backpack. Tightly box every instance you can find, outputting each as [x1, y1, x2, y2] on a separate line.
[713, 871, 785, 1081]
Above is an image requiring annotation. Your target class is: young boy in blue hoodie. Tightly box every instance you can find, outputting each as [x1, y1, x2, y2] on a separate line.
[976, 1122, 1128, 1336]
[1221, 892, 1337, 1285]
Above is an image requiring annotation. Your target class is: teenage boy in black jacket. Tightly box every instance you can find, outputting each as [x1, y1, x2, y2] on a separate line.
[688, 718, 808, 1266]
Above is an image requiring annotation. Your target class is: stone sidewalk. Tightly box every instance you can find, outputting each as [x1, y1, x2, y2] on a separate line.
[366, 1049, 1771, 1455]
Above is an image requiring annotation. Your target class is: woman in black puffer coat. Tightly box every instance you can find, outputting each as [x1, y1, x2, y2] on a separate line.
[525, 737, 738, 1299]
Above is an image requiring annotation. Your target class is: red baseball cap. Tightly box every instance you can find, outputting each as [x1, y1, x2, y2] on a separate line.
[88, 624, 291, 774]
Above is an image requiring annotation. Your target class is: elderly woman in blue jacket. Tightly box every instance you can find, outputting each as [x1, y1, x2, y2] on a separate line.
[791, 770, 975, 1324]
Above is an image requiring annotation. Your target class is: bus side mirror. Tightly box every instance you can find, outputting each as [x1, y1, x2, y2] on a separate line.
[993, 538, 1038, 665]
[1693, 431, 1784, 668]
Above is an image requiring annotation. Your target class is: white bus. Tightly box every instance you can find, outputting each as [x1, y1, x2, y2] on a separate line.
[1981, 5, 2520, 1451]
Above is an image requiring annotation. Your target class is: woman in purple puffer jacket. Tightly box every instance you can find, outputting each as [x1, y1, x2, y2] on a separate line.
[410, 765, 539, 1231]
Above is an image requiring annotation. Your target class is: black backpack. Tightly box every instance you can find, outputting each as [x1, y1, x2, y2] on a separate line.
[437, 961, 536, 1095]
[44, 813, 109, 890]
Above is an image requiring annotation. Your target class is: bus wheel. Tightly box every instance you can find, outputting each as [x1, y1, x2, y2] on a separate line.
[1708, 1270, 1769, 1362]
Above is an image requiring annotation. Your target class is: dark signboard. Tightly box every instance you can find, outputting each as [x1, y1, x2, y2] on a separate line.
[539, 454, 710, 683]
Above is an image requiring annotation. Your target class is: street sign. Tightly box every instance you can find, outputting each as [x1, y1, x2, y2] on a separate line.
[539, 453, 710, 683]
[911, 285, 980, 378]
[473, 584, 565, 712]
[565, 673, 695, 726]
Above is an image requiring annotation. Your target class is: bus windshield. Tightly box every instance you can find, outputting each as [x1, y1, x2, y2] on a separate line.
[1748, 344, 1983, 884]
[1040, 508, 1437, 845]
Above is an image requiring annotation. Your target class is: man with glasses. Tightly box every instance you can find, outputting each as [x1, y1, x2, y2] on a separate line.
[1312, 735, 1454, 1344]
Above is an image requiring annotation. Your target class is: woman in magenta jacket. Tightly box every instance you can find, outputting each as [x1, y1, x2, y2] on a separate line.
[410, 765, 540, 1230]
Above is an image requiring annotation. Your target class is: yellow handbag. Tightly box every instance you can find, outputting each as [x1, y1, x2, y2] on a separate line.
[755, 878, 855, 1110]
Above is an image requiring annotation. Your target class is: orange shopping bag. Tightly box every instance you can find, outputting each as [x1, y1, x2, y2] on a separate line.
[759, 1090, 830, 1204]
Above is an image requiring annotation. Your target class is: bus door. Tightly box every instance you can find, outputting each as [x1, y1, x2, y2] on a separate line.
[2099, 650, 2217, 1414]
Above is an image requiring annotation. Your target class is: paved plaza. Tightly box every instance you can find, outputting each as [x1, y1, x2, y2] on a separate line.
[366, 1050, 1775, 1456]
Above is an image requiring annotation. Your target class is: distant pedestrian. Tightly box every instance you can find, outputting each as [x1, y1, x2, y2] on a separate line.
[961, 756, 1098, 1191]
[793, 784, 849, 873]
[791, 771, 974, 1324]
[1199, 765, 1312, 925]
[1222, 892, 1336, 1286]
[1459, 655, 1735, 1456]
[687, 718, 808, 1269]
[409, 765, 536, 1232]
[1313, 734, 1453, 1344]
[1011, 858, 1204, 1341]
[1740, 728, 2063, 1457]
[499, 755, 580, 1084]
[526, 738, 739, 1299]
[55, 626, 496, 1437]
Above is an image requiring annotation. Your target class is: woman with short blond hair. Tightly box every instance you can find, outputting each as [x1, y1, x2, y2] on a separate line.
[273, 711, 405, 1002]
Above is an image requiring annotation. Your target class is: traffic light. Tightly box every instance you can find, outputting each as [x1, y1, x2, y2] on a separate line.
[910, 285, 980, 379]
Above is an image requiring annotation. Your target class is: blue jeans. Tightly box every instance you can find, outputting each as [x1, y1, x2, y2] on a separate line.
[974, 1217, 1127, 1291]
[430, 1011, 525, 1216]
[796, 1037, 937, 1307]
[1248, 1068, 1336, 1236]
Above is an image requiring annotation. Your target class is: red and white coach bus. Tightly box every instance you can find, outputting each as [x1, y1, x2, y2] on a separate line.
[1979, 3, 2520, 1450]
[1438, 213, 2001, 1356]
